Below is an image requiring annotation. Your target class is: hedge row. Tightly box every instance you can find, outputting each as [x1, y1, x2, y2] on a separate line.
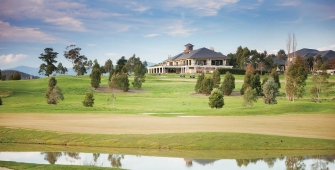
[217, 68, 246, 75]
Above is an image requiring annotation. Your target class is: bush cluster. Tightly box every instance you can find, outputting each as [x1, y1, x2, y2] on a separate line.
[217, 68, 246, 75]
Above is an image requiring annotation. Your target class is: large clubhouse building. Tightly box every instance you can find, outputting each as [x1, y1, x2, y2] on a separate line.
[148, 43, 233, 74]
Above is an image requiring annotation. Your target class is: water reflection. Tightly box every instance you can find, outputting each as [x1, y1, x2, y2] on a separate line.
[0, 151, 334, 170]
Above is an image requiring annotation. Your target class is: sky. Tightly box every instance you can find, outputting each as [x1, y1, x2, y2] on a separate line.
[0, 0, 334, 69]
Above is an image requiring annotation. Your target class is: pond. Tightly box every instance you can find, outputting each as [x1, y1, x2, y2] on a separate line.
[0, 151, 334, 170]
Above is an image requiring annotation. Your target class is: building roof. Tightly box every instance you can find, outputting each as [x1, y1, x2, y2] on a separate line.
[291, 48, 335, 60]
[167, 47, 228, 61]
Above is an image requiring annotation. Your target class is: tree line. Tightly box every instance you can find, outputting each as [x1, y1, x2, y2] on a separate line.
[38, 45, 147, 107]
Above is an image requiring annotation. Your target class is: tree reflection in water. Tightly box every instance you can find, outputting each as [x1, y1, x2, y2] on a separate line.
[184, 158, 193, 167]
[40, 152, 62, 164]
[285, 156, 306, 170]
[310, 155, 334, 170]
[108, 154, 124, 168]
[93, 153, 100, 162]
[64, 152, 80, 163]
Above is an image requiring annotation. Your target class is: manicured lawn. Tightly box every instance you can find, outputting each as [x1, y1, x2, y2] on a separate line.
[0, 161, 123, 170]
[1, 127, 334, 150]
[0, 74, 334, 115]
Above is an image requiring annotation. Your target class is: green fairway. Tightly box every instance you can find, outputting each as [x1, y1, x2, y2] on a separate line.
[1, 127, 335, 150]
[0, 74, 334, 115]
[0, 161, 122, 170]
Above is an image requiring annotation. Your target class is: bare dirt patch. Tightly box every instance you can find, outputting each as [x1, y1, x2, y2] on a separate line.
[0, 114, 334, 140]
[92, 86, 146, 93]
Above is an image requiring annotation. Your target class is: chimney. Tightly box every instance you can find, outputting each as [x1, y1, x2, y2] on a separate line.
[184, 43, 194, 54]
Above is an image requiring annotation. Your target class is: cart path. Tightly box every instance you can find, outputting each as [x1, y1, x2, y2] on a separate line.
[0, 114, 334, 140]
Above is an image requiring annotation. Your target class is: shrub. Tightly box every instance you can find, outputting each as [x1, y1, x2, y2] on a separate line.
[194, 73, 205, 93]
[82, 92, 94, 107]
[212, 69, 221, 88]
[208, 88, 224, 109]
[45, 77, 64, 104]
[110, 73, 129, 92]
[217, 68, 246, 75]
[0, 97, 2, 105]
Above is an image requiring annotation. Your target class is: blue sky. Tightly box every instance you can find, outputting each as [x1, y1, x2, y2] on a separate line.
[0, 0, 334, 69]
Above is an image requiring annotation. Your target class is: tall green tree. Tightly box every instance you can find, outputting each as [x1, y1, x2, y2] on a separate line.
[195, 73, 205, 93]
[56, 62, 68, 74]
[13, 71, 21, 80]
[221, 71, 235, 96]
[243, 87, 258, 106]
[86, 60, 93, 73]
[0, 69, 2, 80]
[253, 73, 262, 96]
[201, 77, 214, 95]
[240, 64, 255, 95]
[64, 44, 88, 76]
[104, 59, 113, 73]
[285, 56, 308, 102]
[270, 68, 280, 88]
[115, 56, 127, 74]
[91, 61, 101, 89]
[212, 69, 221, 88]
[310, 60, 332, 102]
[1, 74, 6, 81]
[45, 77, 64, 104]
[38, 48, 58, 77]
[208, 88, 224, 109]
[263, 78, 279, 104]
[8, 74, 13, 80]
[110, 72, 129, 92]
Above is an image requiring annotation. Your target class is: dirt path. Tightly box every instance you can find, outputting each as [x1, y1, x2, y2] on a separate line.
[0, 114, 334, 140]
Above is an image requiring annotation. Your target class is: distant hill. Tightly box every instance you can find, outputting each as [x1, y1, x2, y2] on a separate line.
[5, 66, 76, 76]
[1, 70, 40, 80]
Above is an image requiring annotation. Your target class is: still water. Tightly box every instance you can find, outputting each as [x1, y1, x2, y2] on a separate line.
[0, 152, 334, 170]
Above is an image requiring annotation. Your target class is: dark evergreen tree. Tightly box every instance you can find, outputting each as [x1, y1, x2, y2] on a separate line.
[212, 69, 221, 88]
[38, 48, 58, 77]
[82, 92, 94, 107]
[195, 73, 205, 93]
[13, 71, 21, 80]
[221, 71, 235, 96]
[208, 88, 224, 109]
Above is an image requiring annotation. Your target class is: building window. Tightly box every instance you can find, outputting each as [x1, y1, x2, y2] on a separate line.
[211, 60, 223, 66]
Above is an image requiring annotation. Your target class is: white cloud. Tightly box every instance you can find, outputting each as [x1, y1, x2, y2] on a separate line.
[164, 21, 198, 37]
[44, 17, 86, 32]
[0, 20, 57, 42]
[277, 0, 300, 6]
[143, 34, 160, 38]
[0, 54, 28, 63]
[317, 45, 335, 51]
[108, 22, 132, 32]
[105, 53, 119, 57]
[165, 0, 238, 16]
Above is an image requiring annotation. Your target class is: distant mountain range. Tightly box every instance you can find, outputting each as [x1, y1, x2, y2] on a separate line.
[1, 70, 40, 80]
[2, 62, 156, 77]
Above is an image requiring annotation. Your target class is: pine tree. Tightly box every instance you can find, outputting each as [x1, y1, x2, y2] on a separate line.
[195, 73, 205, 93]
[208, 88, 224, 109]
[270, 68, 280, 88]
[201, 77, 214, 95]
[263, 78, 279, 104]
[13, 71, 21, 80]
[212, 69, 221, 88]
[243, 87, 258, 106]
[221, 71, 235, 96]
[91, 67, 101, 89]
[253, 73, 262, 96]
[82, 92, 94, 107]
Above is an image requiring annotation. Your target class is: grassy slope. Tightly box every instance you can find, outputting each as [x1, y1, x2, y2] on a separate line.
[1, 127, 335, 150]
[0, 74, 334, 115]
[0, 161, 122, 170]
